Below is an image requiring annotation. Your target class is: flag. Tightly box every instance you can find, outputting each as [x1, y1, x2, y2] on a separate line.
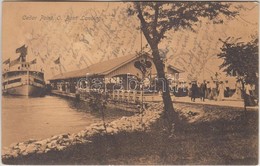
[16, 45, 27, 54]
[3, 58, 10, 64]
[9, 57, 21, 67]
[30, 59, 37, 64]
[54, 57, 60, 64]
[16, 45, 27, 62]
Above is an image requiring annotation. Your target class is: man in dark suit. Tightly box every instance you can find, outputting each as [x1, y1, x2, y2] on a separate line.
[200, 80, 207, 102]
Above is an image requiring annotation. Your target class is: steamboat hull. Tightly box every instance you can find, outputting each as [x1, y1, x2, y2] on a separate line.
[5, 84, 45, 96]
[3, 70, 46, 97]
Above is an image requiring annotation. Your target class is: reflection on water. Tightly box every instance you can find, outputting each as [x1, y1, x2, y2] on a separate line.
[2, 95, 134, 147]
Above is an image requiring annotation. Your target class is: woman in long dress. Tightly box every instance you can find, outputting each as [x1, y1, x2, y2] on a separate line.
[231, 81, 242, 100]
[211, 81, 218, 100]
[245, 84, 256, 106]
[217, 81, 225, 101]
[206, 81, 212, 99]
[190, 82, 198, 102]
[188, 83, 192, 100]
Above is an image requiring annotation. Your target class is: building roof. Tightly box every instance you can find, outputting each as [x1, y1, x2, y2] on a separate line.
[50, 54, 184, 81]
[168, 64, 185, 73]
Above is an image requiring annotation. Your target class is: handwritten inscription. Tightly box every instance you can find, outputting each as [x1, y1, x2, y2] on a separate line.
[18, 3, 255, 80]
[22, 14, 99, 23]
[23, 5, 141, 78]
[22, 15, 37, 20]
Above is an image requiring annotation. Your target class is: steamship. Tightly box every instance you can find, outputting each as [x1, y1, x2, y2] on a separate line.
[2, 45, 46, 96]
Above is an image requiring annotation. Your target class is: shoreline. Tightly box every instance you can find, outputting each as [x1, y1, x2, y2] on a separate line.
[2, 103, 164, 162]
[2, 102, 258, 164]
[2, 95, 136, 148]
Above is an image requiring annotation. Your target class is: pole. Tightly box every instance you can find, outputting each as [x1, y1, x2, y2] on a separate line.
[6, 73, 9, 91]
[140, 21, 144, 112]
[59, 64, 62, 75]
[104, 77, 107, 96]
[141, 71, 145, 112]
[27, 64, 29, 95]
[140, 24, 142, 53]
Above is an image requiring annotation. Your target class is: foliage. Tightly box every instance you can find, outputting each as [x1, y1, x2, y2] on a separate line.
[87, 90, 108, 132]
[218, 37, 258, 85]
[128, 2, 238, 45]
[128, 2, 238, 117]
[87, 91, 108, 112]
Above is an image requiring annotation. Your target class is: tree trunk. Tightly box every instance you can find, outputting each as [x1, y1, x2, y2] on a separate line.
[241, 81, 247, 112]
[136, 8, 180, 128]
[150, 44, 180, 129]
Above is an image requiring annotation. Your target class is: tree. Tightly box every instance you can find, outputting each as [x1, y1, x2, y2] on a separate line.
[218, 37, 258, 110]
[87, 90, 108, 133]
[128, 2, 238, 128]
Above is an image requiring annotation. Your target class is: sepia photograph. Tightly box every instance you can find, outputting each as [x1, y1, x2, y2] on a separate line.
[1, 1, 259, 165]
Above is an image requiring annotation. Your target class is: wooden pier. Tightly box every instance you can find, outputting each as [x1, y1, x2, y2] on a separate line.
[50, 89, 150, 113]
[51, 90, 76, 98]
[48, 54, 183, 109]
[51, 89, 164, 103]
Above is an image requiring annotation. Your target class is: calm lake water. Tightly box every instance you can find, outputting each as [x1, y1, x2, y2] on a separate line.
[2, 95, 134, 148]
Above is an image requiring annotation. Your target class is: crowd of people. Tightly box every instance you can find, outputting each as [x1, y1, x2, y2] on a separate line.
[183, 80, 258, 106]
[188, 80, 225, 102]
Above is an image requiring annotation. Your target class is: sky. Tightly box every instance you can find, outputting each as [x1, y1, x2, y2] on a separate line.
[2, 2, 258, 80]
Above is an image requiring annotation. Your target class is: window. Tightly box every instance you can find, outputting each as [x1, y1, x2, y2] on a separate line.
[8, 78, 21, 84]
[34, 78, 44, 85]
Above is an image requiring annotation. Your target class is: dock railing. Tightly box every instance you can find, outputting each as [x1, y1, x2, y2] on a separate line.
[51, 88, 163, 103]
[109, 90, 162, 103]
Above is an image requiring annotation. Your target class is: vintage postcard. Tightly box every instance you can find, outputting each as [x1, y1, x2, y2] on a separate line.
[1, 1, 259, 165]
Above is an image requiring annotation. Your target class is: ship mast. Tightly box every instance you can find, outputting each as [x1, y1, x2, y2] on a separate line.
[16, 44, 29, 93]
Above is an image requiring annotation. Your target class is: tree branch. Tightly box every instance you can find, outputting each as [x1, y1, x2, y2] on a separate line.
[152, 2, 159, 41]
[135, 2, 154, 46]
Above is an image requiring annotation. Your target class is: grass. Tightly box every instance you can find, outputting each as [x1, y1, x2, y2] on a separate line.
[3, 104, 258, 165]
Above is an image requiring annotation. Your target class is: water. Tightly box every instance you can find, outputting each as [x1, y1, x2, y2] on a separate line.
[2, 95, 134, 148]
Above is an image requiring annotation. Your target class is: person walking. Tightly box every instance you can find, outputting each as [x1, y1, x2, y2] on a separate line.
[217, 81, 225, 101]
[231, 81, 242, 100]
[245, 84, 256, 106]
[211, 81, 218, 100]
[224, 80, 230, 97]
[206, 81, 212, 99]
[191, 81, 198, 102]
[188, 82, 192, 101]
[200, 81, 207, 101]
